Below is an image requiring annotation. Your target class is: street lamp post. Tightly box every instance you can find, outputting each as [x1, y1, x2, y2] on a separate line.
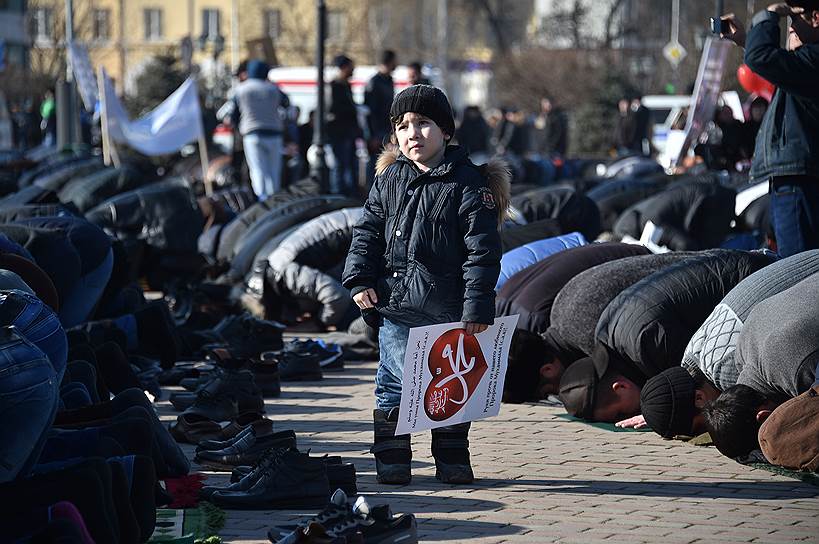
[311, 0, 329, 192]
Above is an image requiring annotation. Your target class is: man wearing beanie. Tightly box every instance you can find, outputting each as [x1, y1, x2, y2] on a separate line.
[640, 367, 720, 438]
[637, 251, 819, 435]
[344, 83, 511, 486]
[560, 250, 773, 423]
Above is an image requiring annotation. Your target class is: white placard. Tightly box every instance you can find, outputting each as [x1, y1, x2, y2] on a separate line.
[395, 315, 519, 435]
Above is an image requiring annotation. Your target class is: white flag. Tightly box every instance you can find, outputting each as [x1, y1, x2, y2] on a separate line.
[67, 42, 98, 112]
[395, 315, 519, 435]
[101, 69, 204, 156]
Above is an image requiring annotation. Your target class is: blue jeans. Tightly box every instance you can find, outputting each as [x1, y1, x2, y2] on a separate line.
[330, 136, 358, 196]
[0, 289, 68, 380]
[59, 247, 114, 328]
[376, 319, 410, 411]
[770, 177, 819, 258]
[0, 327, 59, 483]
[243, 133, 283, 199]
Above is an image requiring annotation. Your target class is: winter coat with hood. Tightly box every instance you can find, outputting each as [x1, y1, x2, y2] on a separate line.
[594, 249, 775, 384]
[342, 145, 511, 328]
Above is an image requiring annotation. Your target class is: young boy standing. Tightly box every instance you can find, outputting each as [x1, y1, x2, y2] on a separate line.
[343, 85, 510, 485]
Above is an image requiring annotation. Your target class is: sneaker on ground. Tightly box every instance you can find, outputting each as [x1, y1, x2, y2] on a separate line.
[326, 497, 419, 544]
[268, 488, 352, 544]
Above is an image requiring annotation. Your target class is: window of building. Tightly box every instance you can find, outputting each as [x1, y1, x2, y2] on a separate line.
[31, 7, 53, 43]
[93, 8, 111, 41]
[264, 9, 281, 40]
[144, 8, 163, 41]
[326, 10, 346, 42]
[202, 8, 220, 39]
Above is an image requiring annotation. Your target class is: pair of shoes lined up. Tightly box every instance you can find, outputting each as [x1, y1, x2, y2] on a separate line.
[268, 489, 418, 544]
[196, 429, 357, 510]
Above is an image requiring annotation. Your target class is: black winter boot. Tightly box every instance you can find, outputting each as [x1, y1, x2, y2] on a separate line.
[370, 408, 411, 485]
[431, 422, 474, 484]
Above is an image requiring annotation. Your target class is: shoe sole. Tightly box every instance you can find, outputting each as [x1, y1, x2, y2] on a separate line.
[435, 468, 474, 485]
[196, 457, 264, 472]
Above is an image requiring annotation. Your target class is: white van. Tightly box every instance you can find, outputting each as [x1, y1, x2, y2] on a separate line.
[643, 91, 744, 168]
[268, 65, 439, 125]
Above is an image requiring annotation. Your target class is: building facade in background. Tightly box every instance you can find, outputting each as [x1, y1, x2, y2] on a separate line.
[1, 0, 30, 70]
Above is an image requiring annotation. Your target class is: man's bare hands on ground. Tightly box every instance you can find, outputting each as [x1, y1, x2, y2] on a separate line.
[720, 13, 747, 47]
[353, 288, 378, 309]
[464, 323, 489, 335]
[616, 414, 647, 429]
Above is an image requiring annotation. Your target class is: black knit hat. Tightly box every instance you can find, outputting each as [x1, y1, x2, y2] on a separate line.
[389, 84, 455, 138]
[640, 367, 697, 438]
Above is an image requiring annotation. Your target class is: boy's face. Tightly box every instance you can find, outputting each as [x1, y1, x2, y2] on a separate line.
[395, 112, 448, 169]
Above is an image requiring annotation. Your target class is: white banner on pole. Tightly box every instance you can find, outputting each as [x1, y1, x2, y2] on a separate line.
[395, 315, 519, 435]
[100, 69, 204, 156]
[67, 42, 98, 112]
[674, 37, 732, 167]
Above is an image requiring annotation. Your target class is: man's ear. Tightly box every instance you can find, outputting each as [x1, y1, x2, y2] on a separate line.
[756, 409, 773, 424]
[611, 379, 632, 393]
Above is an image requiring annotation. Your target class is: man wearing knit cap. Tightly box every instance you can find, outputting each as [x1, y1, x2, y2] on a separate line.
[560, 249, 773, 422]
[640, 367, 720, 438]
[637, 250, 819, 435]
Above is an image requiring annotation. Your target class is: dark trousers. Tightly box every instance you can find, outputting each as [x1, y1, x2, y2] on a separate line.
[329, 136, 358, 196]
[770, 176, 819, 258]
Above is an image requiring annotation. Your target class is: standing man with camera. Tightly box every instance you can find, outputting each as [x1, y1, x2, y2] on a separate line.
[721, 2, 819, 257]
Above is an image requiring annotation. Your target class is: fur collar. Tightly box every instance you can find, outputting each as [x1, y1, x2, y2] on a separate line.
[375, 145, 511, 227]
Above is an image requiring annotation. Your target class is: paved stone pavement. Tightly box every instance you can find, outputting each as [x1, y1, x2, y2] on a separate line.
[158, 358, 819, 544]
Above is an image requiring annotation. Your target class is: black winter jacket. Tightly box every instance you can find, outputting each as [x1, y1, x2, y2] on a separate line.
[342, 145, 510, 327]
[745, 10, 819, 184]
[594, 249, 775, 384]
[613, 181, 736, 250]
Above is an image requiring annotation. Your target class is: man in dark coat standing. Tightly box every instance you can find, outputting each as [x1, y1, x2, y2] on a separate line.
[328, 55, 362, 196]
[364, 50, 397, 184]
[721, 2, 819, 257]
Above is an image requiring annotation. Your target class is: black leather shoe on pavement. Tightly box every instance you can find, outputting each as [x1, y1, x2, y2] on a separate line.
[209, 448, 330, 510]
[261, 350, 323, 382]
[230, 456, 357, 497]
[195, 429, 297, 471]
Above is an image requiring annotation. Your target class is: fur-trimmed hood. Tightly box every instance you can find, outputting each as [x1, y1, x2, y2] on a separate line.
[376, 145, 511, 227]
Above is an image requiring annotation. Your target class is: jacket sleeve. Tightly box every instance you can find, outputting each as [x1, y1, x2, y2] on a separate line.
[342, 178, 386, 294]
[745, 10, 819, 98]
[459, 181, 502, 325]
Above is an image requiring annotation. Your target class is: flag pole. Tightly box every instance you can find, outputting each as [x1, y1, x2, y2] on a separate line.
[198, 132, 212, 196]
[97, 66, 120, 167]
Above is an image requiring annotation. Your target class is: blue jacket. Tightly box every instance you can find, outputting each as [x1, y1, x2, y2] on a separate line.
[495, 232, 586, 291]
[342, 146, 510, 327]
[746, 10, 819, 183]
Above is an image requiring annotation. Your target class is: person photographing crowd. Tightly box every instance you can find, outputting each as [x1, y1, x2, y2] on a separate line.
[720, 1, 819, 258]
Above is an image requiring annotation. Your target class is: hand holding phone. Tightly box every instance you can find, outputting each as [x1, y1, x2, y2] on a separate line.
[715, 13, 747, 48]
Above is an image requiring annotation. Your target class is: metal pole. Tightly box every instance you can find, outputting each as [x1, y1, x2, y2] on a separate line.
[65, 0, 74, 82]
[312, 0, 329, 192]
[231, 0, 239, 73]
[437, 0, 448, 93]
